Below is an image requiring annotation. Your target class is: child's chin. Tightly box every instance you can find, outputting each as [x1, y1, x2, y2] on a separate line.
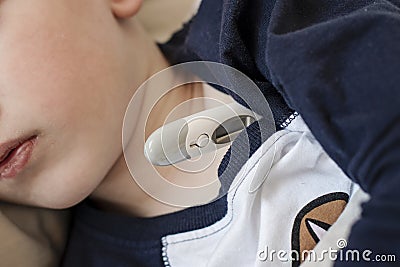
[30, 192, 89, 210]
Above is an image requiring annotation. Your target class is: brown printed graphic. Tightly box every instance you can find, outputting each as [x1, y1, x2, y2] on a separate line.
[291, 192, 349, 266]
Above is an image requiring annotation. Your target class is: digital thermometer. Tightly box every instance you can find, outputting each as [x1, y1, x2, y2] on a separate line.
[144, 102, 261, 166]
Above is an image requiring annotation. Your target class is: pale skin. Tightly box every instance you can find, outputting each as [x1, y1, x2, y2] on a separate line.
[0, 0, 228, 217]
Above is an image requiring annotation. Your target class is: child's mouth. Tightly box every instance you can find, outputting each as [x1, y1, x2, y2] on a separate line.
[0, 135, 38, 179]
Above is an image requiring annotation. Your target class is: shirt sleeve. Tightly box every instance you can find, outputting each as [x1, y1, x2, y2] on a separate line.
[266, 0, 400, 265]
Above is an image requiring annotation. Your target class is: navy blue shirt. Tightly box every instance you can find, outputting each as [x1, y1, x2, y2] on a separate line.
[62, 198, 227, 267]
[161, 0, 400, 265]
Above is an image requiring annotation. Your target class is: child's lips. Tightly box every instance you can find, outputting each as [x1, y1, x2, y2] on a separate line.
[0, 135, 38, 179]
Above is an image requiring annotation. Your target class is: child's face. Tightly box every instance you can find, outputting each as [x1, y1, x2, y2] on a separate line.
[0, 0, 144, 208]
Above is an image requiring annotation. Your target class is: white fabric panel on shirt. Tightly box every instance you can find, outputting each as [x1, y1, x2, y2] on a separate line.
[163, 116, 358, 267]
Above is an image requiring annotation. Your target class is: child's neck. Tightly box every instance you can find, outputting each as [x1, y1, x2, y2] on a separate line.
[89, 26, 229, 218]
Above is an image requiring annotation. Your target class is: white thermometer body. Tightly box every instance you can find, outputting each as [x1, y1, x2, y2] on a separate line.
[144, 102, 261, 166]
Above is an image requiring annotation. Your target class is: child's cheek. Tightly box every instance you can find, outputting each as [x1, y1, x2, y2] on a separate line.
[0, 0, 119, 123]
[0, 24, 113, 133]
